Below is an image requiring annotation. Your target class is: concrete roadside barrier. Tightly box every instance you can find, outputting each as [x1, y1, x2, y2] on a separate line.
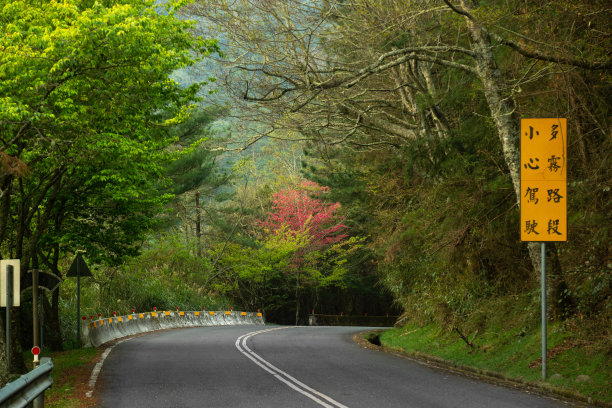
[82, 311, 265, 347]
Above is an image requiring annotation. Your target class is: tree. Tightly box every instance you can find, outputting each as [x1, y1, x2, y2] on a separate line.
[211, 226, 308, 317]
[0, 0, 218, 378]
[164, 106, 230, 255]
[188, 0, 610, 275]
[257, 180, 350, 324]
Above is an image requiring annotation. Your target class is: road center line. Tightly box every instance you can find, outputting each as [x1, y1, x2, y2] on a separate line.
[235, 327, 349, 408]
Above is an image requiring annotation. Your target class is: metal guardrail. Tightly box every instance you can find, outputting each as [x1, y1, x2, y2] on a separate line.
[308, 313, 398, 327]
[0, 358, 53, 408]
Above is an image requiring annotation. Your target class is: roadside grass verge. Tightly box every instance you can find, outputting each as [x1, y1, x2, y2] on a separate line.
[377, 296, 611, 405]
[24, 347, 100, 408]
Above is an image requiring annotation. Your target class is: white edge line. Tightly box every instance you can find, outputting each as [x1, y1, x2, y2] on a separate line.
[86, 339, 126, 398]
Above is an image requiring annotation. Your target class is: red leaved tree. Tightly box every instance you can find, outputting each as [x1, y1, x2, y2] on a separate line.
[257, 180, 348, 324]
[258, 179, 347, 246]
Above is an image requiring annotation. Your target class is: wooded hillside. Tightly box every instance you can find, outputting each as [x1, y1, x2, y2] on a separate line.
[186, 0, 611, 364]
[0, 0, 609, 391]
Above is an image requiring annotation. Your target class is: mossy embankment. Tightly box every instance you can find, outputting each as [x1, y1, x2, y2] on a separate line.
[375, 294, 611, 406]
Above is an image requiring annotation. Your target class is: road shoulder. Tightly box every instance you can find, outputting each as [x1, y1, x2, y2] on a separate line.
[353, 329, 607, 408]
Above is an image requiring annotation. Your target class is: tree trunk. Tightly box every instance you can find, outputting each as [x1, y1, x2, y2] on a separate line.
[0, 314, 8, 384]
[295, 271, 300, 326]
[44, 290, 63, 351]
[195, 192, 201, 257]
[459, 1, 544, 278]
[458, 1, 571, 309]
[9, 307, 26, 373]
[0, 175, 13, 253]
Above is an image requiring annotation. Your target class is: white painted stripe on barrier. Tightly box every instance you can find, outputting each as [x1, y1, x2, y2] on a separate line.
[235, 328, 349, 408]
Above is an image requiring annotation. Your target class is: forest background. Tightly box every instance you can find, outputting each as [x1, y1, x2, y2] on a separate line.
[0, 0, 610, 397]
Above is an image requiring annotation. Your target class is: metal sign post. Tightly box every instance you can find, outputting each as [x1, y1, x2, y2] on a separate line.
[520, 118, 567, 381]
[1, 259, 20, 373]
[5, 265, 12, 373]
[66, 253, 92, 348]
[1, 259, 20, 307]
[541, 243, 547, 380]
[77, 272, 81, 347]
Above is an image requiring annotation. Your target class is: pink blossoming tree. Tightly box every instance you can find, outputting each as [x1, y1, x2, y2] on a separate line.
[257, 180, 356, 324]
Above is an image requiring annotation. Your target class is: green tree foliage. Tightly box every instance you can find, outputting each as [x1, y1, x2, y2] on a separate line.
[162, 106, 231, 255]
[210, 226, 308, 317]
[0, 0, 219, 377]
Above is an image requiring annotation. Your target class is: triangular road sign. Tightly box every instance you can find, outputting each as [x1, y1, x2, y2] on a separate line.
[66, 253, 92, 278]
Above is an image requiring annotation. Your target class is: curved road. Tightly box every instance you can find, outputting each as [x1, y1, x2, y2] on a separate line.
[95, 326, 571, 408]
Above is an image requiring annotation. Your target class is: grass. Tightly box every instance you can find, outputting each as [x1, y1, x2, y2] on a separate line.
[24, 346, 100, 408]
[378, 295, 612, 405]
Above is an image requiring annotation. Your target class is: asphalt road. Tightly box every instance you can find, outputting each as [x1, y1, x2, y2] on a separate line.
[95, 325, 572, 408]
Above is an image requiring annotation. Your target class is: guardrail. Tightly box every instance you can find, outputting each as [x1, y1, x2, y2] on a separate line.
[308, 313, 398, 327]
[0, 357, 53, 408]
[83, 310, 265, 347]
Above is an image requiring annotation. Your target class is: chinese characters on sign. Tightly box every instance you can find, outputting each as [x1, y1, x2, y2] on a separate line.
[520, 119, 567, 241]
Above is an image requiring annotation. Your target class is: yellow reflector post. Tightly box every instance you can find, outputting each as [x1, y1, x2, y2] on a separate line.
[139, 313, 144, 318]
[209, 311, 215, 316]
[194, 311, 200, 316]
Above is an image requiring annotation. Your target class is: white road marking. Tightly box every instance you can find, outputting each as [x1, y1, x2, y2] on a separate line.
[235, 327, 350, 408]
[86, 339, 126, 398]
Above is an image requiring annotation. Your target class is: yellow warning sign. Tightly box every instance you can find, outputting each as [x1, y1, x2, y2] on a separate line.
[520, 118, 567, 242]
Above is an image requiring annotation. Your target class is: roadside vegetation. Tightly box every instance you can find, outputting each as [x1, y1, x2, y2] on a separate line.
[379, 292, 611, 404]
[1, 0, 609, 402]
[23, 347, 97, 408]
